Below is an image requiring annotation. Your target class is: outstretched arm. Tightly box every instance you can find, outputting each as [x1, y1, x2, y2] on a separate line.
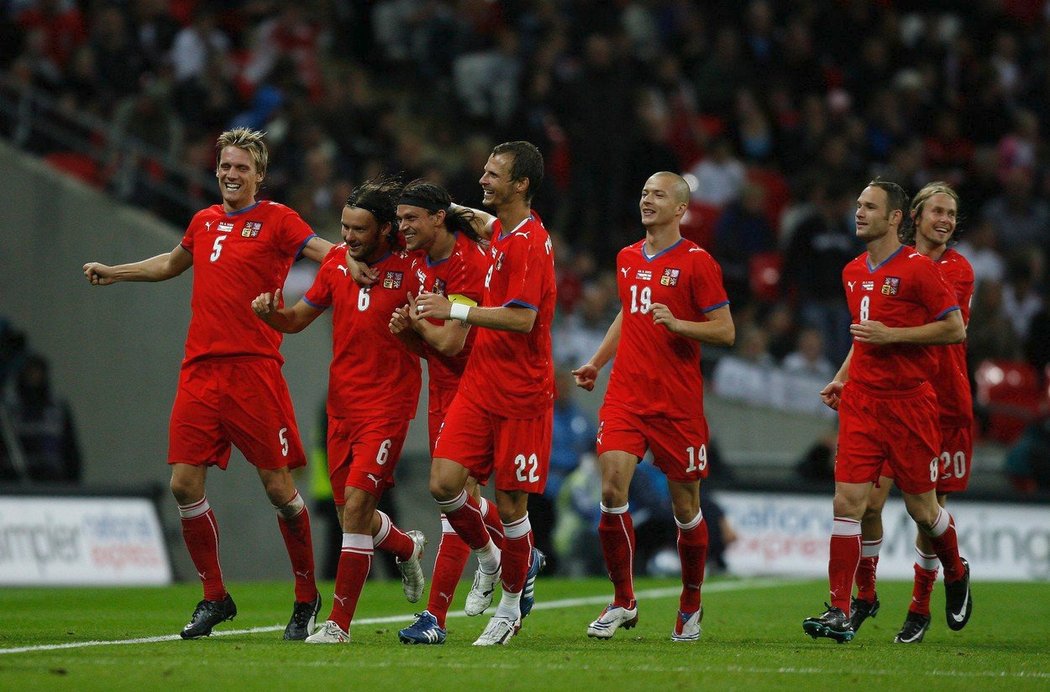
[251, 288, 324, 333]
[572, 309, 623, 391]
[300, 236, 335, 264]
[83, 244, 193, 285]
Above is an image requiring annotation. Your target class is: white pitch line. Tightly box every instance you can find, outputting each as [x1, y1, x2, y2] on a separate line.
[0, 578, 788, 655]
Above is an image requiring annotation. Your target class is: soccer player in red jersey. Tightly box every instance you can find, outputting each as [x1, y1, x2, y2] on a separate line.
[82, 128, 331, 640]
[571, 171, 735, 642]
[803, 179, 972, 644]
[414, 141, 556, 646]
[385, 180, 511, 645]
[848, 182, 976, 643]
[252, 176, 428, 644]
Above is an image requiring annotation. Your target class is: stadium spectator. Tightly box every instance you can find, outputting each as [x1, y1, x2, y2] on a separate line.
[1, 353, 82, 483]
[782, 327, 835, 381]
[783, 179, 860, 363]
[81, 128, 329, 641]
[712, 180, 776, 302]
[687, 137, 746, 208]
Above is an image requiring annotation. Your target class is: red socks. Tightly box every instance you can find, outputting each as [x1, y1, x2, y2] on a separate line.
[598, 505, 636, 607]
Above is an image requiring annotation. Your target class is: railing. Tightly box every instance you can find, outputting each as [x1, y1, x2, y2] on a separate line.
[0, 75, 213, 226]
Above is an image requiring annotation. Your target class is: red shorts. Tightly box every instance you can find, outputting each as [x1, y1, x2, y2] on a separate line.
[327, 415, 409, 504]
[433, 394, 552, 493]
[836, 381, 939, 495]
[597, 404, 711, 483]
[168, 358, 305, 470]
[427, 382, 459, 455]
[935, 424, 974, 493]
[883, 423, 974, 494]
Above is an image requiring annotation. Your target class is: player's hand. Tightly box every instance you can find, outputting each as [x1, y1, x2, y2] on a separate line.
[345, 252, 378, 286]
[571, 363, 599, 391]
[820, 380, 844, 410]
[850, 320, 893, 345]
[83, 262, 115, 286]
[415, 291, 452, 321]
[405, 292, 426, 330]
[389, 305, 411, 334]
[252, 288, 282, 317]
[649, 302, 679, 333]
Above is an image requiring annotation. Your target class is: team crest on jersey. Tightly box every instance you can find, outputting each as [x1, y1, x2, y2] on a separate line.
[660, 268, 681, 286]
[881, 276, 900, 295]
[241, 220, 263, 238]
[383, 271, 404, 289]
[862, 281, 875, 291]
[217, 221, 234, 234]
[432, 278, 446, 295]
[635, 269, 652, 281]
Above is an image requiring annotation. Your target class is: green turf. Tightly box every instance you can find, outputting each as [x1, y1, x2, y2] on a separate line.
[0, 576, 1047, 691]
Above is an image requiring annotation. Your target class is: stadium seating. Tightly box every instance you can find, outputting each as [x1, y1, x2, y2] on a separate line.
[44, 152, 101, 187]
[680, 201, 721, 250]
[973, 359, 1046, 444]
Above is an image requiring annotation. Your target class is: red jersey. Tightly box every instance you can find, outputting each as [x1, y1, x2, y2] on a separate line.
[305, 245, 422, 419]
[843, 246, 959, 392]
[411, 232, 489, 395]
[931, 248, 975, 425]
[605, 238, 729, 420]
[180, 201, 316, 367]
[457, 214, 556, 418]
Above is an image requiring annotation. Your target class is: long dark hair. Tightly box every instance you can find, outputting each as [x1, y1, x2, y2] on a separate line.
[399, 179, 481, 243]
[346, 174, 403, 246]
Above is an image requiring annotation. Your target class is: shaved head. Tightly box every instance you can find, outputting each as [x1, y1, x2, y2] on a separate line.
[652, 171, 690, 204]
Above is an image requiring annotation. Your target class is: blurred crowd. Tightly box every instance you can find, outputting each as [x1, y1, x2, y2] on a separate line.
[3, 1, 1050, 472]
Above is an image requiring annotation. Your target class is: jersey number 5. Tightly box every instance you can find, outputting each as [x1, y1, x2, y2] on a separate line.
[210, 235, 225, 262]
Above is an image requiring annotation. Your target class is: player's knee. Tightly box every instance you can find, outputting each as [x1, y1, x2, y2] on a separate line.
[429, 475, 459, 502]
[169, 475, 202, 505]
[832, 494, 865, 520]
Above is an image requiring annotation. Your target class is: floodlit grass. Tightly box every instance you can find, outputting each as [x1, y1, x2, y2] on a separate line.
[1, 576, 1047, 691]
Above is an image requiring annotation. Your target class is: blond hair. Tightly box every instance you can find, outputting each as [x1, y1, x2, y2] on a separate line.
[901, 181, 959, 245]
[215, 128, 269, 178]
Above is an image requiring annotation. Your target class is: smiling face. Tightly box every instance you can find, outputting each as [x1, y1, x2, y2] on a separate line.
[397, 204, 442, 252]
[639, 173, 687, 229]
[341, 206, 386, 263]
[914, 191, 958, 251]
[479, 152, 521, 209]
[854, 185, 899, 243]
[215, 146, 262, 211]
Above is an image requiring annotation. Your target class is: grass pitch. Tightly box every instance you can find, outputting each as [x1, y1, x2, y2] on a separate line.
[1, 576, 1047, 691]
